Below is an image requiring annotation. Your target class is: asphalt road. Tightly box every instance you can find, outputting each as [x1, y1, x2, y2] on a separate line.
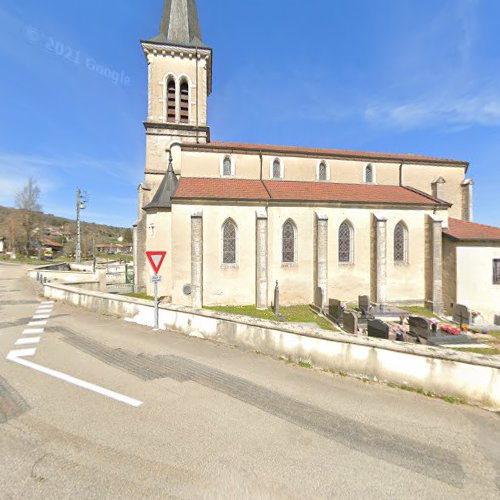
[0, 263, 499, 499]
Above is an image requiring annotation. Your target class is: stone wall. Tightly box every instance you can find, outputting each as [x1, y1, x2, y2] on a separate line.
[41, 281, 500, 410]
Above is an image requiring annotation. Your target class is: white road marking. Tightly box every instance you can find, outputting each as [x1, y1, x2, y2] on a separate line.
[23, 328, 44, 335]
[36, 308, 52, 313]
[28, 321, 47, 327]
[16, 337, 41, 346]
[6, 350, 143, 408]
[33, 315, 50, 320]
[8, 348, 36, 358]
[41, 301, 54, 305]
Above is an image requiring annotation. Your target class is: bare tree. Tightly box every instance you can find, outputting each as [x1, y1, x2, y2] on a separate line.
[15, 178, 42, 255]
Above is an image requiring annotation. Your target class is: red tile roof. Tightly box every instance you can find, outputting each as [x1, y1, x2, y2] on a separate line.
[174, 178, 270, 201]
[263, 181, 444, 205]
[173, 178, 447, 206]
[184, 142, 468, 167]
[444, 218, 500, 241]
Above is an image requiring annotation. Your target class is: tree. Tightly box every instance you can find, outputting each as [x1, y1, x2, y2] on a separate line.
[15, 178, 42, 255]
[6, 212, 19, 252]
[123, 228, 133, 243]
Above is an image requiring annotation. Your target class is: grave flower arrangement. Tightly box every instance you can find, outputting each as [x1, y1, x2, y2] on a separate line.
[440, 324, 461, 336]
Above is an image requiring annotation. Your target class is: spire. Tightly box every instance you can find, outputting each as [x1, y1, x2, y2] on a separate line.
[148, 0, 205, 47]
[143, 152, 179, 210]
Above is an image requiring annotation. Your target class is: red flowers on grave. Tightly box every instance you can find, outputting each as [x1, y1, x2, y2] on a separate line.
[440, 324, 461, 336]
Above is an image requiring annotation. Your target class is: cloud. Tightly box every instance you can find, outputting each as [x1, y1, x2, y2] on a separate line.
[0, 150, 138, 227]
[364, 92, 500, 130]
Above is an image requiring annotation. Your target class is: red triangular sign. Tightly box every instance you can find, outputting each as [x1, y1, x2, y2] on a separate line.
[146, 251, 167, 275]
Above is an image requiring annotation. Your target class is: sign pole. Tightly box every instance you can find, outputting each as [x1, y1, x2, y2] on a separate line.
[154, 273, 159, 330]
[146, 251, 167, 331]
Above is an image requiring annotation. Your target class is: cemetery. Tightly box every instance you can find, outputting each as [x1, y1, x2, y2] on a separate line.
[326, 294, 500, 356]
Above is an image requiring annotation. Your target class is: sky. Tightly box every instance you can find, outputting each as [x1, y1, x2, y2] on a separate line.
[0, 0, 499, 227]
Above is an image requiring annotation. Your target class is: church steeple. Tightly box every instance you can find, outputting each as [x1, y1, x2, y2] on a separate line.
[149, 0, 205, 47]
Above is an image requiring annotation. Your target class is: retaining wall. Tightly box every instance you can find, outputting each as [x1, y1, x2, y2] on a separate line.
[41, 282, 500, 410]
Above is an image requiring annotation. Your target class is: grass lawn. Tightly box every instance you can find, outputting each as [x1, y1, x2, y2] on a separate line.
[398, 305, 439, 319]
[454, 347, 500, 356]
[125, 292, 155, 302]
[206, 305, 336, 331]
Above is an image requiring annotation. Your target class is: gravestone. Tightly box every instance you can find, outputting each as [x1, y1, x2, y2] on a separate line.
[343, 311, 358, 334]
[453, 304, 471, 326]
[273, 281, 280, 316]
[359, 295, 371, 316]
[367, 319, 390, 340]
[408, 316, 434, 340]
[329, 299, 345, 322]
[315, 287, 324, 313]
[494, 315, 500, 326]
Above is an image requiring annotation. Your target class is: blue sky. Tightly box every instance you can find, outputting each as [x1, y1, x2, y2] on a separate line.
[0, 0, 499, 227]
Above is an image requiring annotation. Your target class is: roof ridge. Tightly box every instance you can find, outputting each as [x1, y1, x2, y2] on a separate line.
[195, 141, 468, 166]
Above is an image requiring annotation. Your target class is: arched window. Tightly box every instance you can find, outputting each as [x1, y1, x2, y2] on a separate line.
[282, 220, 296, 263]
[222, 219, 237, 265]
[365, 164, 374, 184]
[167, 78, 176, 123]
[179, 80, 189, 123]
[338, 221, 353, 263]
[223, 156, 232, 176]
[272, 159, 282, 179]
[318, 161, 327, 181]
[394, 221, 408, 263]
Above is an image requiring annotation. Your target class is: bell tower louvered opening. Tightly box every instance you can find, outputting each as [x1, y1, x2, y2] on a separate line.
[167, 79, 176, 123]
[180, 81, 189, 123]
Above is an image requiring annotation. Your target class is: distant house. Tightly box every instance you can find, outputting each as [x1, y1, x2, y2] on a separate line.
[39, 238, 64, 256]
[0, 237, 5, 253]
[96, 243, 133, 255]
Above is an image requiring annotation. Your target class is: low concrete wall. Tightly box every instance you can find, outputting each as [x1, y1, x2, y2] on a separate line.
[70, 263, 94, 272]
[41, 282, 500, 410]
[72, 281, 101, 291]
[29, 269, 98, 285]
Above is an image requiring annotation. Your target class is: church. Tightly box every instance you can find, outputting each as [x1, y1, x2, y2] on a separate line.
[134, 0, 500, 323]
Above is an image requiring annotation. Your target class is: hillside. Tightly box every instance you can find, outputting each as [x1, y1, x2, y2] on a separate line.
[0, 205, 130, 248]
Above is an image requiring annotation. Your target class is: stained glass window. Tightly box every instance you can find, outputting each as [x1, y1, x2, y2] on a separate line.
[366, 164, 374, 184]
[273, 159, 281, 179]
[222, 220, 236, 264]
[223, 157, 232, 176]
[282, 221, 295, 263]
[394, 221, 408, 263]
[494, 259, 500, 285]
[318, 162, 327, 181]
[339, 222, 352, 263]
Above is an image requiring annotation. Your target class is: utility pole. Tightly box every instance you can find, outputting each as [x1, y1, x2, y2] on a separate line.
[75, 188, 88, 264]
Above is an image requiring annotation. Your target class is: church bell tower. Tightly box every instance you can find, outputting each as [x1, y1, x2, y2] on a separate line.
[141, 0, 212, 171]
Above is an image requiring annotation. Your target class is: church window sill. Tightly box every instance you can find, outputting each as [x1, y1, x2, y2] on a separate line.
[221, 263, 239, 270]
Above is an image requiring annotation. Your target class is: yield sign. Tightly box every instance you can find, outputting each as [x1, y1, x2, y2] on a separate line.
[146, 251, 167, 275]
